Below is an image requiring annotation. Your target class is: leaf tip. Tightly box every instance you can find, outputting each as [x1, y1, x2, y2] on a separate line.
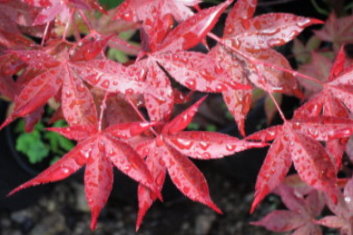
[250, 187, 269, 214]
[0, 117, 14, 131]
[207, 200, 222, 214]
[310, 18, 325, 25]
[135, 216, 143, 232]
[89, 210, 99, 231]
[7, 183, 32, 197]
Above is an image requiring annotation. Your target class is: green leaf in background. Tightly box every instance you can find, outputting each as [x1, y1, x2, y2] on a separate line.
[206, 124, 217, 132]
[99, 0, 124, 10]
[16, 131, 50, 164]
[44, 120, 75, 155]
[15, 119, 74, 164]
[108, 48, 129, 63]
[187, 122, 200, 130]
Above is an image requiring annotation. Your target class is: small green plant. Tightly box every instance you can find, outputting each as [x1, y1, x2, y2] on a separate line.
[15, 120, 74, 165]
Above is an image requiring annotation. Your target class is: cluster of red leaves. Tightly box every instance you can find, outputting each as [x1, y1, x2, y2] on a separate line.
[2, 0, 353, 233]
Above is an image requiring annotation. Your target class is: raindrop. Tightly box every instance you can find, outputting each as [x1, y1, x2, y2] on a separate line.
[267, 38, 285, 47]
[185, 79, 196, 90]
[214, 64, 224, 74]
[296, 18, 311, 27]
[199, 141, 210, 150]
[98, 141, 105, 152]
[77, 83, 86, 92]
[101, 80, 110, 89]
[183, 186, 190, 194]
[226, 144, 236, 151]
[156, 173, 164, 185]
[200, 70, 214, 82]
[345, 196, 351, 203]
[83, 148, 92, 159]
[202, 152, 211, 159]
[261, 28, 280, 36]
[62, 168, 70, 174]
[292, 122, 301, 129]
[215, 83, 226, 92]
[65, 90, 72, 98]
[173, 138, 193, 150]
[125, 88, 134, 95]
[123, 165, 131, 172]
[123, 12, 133, 21]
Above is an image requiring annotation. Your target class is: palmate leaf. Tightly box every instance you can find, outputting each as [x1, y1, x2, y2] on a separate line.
[135, 97, 266, 230]
[207, 0, 321, 135]
[316, 177, 353, 234]
[9, 121, 159, 230]
[79, 1, 236, 122]
[247, 116, 353, 212]
[0, 36, 116, 129]
[314, 13, 353, 46]
[293, 47, 351, 171]
[252, 185, 324, 234]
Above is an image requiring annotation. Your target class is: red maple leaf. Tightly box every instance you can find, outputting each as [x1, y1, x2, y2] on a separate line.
[247, 114, 353, 212]
[0, 34, 115, 129]
[83, 1, 236, 122]
[252, 184, 324, 234]
[316, 177, 353, 235]
[9, 120, 160, 230]
[294, 47, 351, 171]
[206, 0, 322, 135]
[134, 97, 267, 230]
[314, 13, 353, 46]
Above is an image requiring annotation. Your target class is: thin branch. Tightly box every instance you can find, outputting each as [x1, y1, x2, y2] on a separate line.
[79, 10, 94, 33]
[98, 92, 110, 132]
[41, 22, 50, 46]
[63, 10, 74, 40]
[268, 91, 287, 122]
[126, 97, 159, 136]
[252, 64, 287, 122]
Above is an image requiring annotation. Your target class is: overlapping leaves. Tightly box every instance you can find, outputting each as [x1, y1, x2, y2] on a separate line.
[2, 0, 353, 233]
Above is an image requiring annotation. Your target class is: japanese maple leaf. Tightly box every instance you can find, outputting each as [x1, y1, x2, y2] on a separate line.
[207, 0, 321, 135]
[134, 97, 267, 230]
[82, 1, 235, 122]
[247, 115, 353, 212]
[252, 185, 324, 234]
[293, 47, 351, 171]
[316, 177, 353, 235]
[22, 0, 105, 26]
[315, 13, 353, 46]
[9, 121, 160, 230]
[0, 35, 115, 129]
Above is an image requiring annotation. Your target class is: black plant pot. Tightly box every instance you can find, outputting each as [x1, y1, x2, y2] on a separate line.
[0, 102, 52, 211]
